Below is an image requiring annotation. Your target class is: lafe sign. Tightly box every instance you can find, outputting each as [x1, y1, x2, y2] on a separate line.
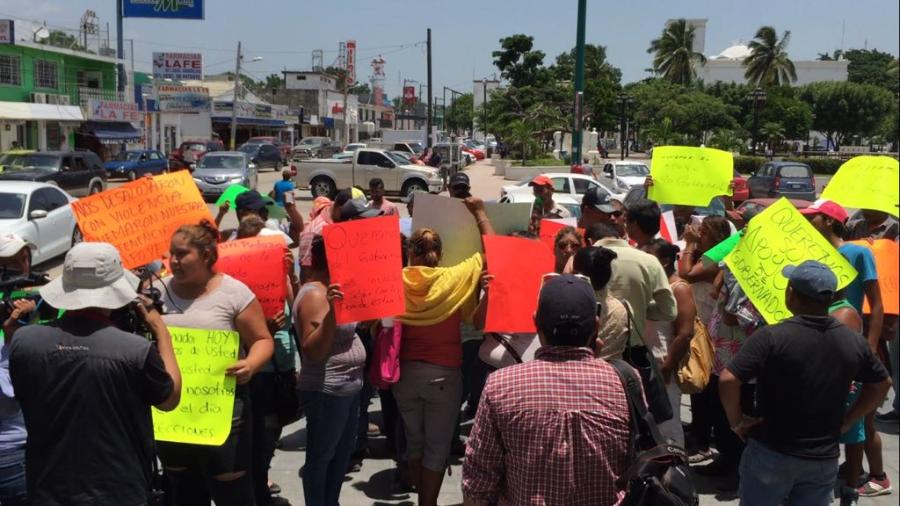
[153, 52, 203, 80]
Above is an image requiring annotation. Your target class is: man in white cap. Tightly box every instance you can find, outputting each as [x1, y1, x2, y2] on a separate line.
[0, 234, 36, 277]
[8, 242, 181, 505]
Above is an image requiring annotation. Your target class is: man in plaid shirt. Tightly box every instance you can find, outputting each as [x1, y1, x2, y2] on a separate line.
[462, 274, 632, 505]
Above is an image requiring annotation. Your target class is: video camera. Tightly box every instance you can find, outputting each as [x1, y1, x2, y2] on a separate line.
[110, 264, 165, 338]
[0, 271, 57, 324]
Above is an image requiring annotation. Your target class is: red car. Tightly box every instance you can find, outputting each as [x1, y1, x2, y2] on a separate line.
[246, 136, 291, 163]
[726, 198, 813, 228]
[732, 170, 750, 202]
[462, 146, 486, 160]
[169, 139, 225, 171]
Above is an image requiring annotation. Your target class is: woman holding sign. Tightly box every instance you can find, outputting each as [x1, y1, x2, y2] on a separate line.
[394, 198, 495, 506]
[154, 220, 275, 506]
[294, 235, 366, 506]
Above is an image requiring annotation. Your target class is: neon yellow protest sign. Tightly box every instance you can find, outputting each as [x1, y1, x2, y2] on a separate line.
[648, 146, 733, 207]
[821, 156, 899, 217]
[153, 327, 239, 446]
[725, 198, 857, 324]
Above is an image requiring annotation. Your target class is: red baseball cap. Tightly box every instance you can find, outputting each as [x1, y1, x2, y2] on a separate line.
[799, 199, 849, 224]
[529, 175, 554, 188]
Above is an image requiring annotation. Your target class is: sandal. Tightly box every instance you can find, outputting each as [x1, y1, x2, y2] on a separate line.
[688, 448, 716, 464]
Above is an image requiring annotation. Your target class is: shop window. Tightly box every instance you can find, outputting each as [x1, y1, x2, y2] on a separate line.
[34, 60, 58, 90]
[0, 55, 21, 86]
[45, 123, 62, 151]
[76, 70, 103, 89]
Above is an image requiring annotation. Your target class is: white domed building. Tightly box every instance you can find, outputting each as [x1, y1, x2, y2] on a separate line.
[670, 19, 849, 86]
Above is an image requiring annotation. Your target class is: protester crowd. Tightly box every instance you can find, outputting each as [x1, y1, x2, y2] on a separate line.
[0, 159, 897, 506]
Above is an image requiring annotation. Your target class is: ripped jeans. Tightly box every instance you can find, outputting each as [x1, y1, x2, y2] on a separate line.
[157, 387, 255, 506]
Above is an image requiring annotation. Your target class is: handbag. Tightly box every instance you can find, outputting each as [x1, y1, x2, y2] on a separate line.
[369, 321, 403, 390]
[609, 359, 698, 506]
[621, 299, 674, 423]
[676, 318, 715, 395]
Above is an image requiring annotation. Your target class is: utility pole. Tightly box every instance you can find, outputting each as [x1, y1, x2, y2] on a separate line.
[482, 78, 488, 144]
[230, 41, 242, 150]
[572, 0, 587, 164]
[426, 28, 433, 147]
[343, 70, 349, 146]
[116, 1, 125, 93]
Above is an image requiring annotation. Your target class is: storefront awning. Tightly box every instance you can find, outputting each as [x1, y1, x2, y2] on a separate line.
[211, 116, 286, 128]
[84, 121, 143, 143]
[0, 101, 84, 122]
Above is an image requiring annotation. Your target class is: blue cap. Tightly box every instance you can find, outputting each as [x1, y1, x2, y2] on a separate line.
[535, 274, 597, 344]
[782, 260, 837, 303]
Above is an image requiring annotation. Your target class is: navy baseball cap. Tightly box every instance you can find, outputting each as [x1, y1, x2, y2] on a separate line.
[582, 188, 616, 214]
[339, 199, 383, 222]
[449, 172, 470, 189]
[782, 260, 837, 303]
[235, 190, 267, 211]
[535, 274, 597, 344]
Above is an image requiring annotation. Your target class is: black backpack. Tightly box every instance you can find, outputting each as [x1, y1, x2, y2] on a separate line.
[609, 360, 699, 506]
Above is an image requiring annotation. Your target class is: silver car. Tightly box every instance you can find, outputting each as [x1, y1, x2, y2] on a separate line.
[191, 152, 258, 200]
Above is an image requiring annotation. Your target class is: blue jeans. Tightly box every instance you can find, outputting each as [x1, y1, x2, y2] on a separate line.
[300, 390, 360, 506]
[739, 438, 838, 506]
[0, 447, 26, 506]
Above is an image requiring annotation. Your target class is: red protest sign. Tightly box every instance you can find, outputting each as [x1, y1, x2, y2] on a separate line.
[216, 236, 287, 318]
[850, 239, 899, 315]
[323, 216, 405, 324]
[483, 235, 555, 334]
[539, 219, 566, 253]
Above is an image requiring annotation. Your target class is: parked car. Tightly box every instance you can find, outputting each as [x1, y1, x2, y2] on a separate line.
[747, 161, 816, 201]
[595, 160, 651, 193]
[0, 150, 36, 172]
[732, 169, 750, 202]
[191, 152, 258, 200]
[295, 148, 443, 199]
[0, 151, 107, 196]
[461, 141, 486, 160]
[238, 143, 282, 171]
[368, 141, 426, 159]
[104, 149, 169, 181]
[170, 139, 225, 170]
[500, 172, 616, 204]
[498, 191, 582, 220]
[0, 181, 81, 265]
[293, 137, 341, 159]
[623, 186, 727, 217]
[726, 198, 813, 229]
[245, 136, 291, 163]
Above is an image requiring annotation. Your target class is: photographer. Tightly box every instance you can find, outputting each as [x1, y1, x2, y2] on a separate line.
[0, 234, 35, 277]
[8, 242, 181, 505]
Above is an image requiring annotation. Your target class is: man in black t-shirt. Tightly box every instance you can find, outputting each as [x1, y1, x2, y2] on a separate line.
[8, 243, 181, 506]
[719, 260, 891, 506]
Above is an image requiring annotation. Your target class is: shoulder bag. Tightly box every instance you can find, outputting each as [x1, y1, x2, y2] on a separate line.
[621, 299, 674, 423]
[676, 317, 715, 395]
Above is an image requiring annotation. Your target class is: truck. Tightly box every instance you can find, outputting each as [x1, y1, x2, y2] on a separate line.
[295, 148, 444, 199]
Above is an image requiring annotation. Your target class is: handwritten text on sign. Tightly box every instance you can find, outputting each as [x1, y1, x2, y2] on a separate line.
[648, 146, 734, 207]
[216, 236, 287, 318]
[821, 156, 899, 217]
[725, 198, 857, 324]
[323, 215, 405, 324]
[153, 327, 239, 446]
[71, 171, 213, 269]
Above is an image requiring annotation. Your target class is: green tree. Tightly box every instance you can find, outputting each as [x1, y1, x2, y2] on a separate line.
[41, 30, 86, 51]
[844, 48, 899, 93]
[744, 26, 797, 87]
[645, 117, 677, 146]
[889, 58, 899, 80]
[760, 121, 786, 150]
[647, 19, 707, 85]
[444, 93, 474, 134]
[492, 34, 550, 89]
[627, 79, 737, 145]
[799, 81, 896, 148]
[551, 44, 623, 131]
[710, 129, 746, 152]
[506, 119, 539, 166]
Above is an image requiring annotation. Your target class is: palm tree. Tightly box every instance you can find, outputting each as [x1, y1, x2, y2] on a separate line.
[647, 19, 707, 86]
[710, 129, 746, 153]
[744, 26, 798, 87]
[760, 121, 786, 152]
[646, 117, 677, 147]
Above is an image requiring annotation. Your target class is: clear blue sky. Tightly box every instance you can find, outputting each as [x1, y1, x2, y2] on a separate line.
[3, 0, 898, 98]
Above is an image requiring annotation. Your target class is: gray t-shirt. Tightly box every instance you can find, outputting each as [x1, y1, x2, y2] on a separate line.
[293, 283, 366, 396]
[156, 274, 256, 331]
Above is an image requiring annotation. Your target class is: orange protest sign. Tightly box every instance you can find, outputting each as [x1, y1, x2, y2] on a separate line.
[216, 236, 287, 318]
[323, 216, 405, 324]
[851, 240, 899, 315]
[71, 171, 213, 269]
[483, 235, 555, 334]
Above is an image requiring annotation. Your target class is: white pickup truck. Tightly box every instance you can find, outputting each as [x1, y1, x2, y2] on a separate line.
[294, 148, 444, 198]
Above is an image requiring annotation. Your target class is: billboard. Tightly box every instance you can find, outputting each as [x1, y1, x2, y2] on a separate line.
[123, 0, 204, 19]
[153, 52, 202, 81]
[87, 100, 141, 122]
[346, 40, 357, 86]
[403, 86, 416, 105]
[155, 85, 210, 113]
[0, 20, 13, 45]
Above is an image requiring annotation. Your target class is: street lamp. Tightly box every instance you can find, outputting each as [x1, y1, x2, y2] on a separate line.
[616, 93, 634, 161]
[746, 86, 767, 156]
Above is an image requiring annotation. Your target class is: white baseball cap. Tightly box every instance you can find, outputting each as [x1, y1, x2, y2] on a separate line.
[39, 242, 139, 310]
[0, 234, 36, 258]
